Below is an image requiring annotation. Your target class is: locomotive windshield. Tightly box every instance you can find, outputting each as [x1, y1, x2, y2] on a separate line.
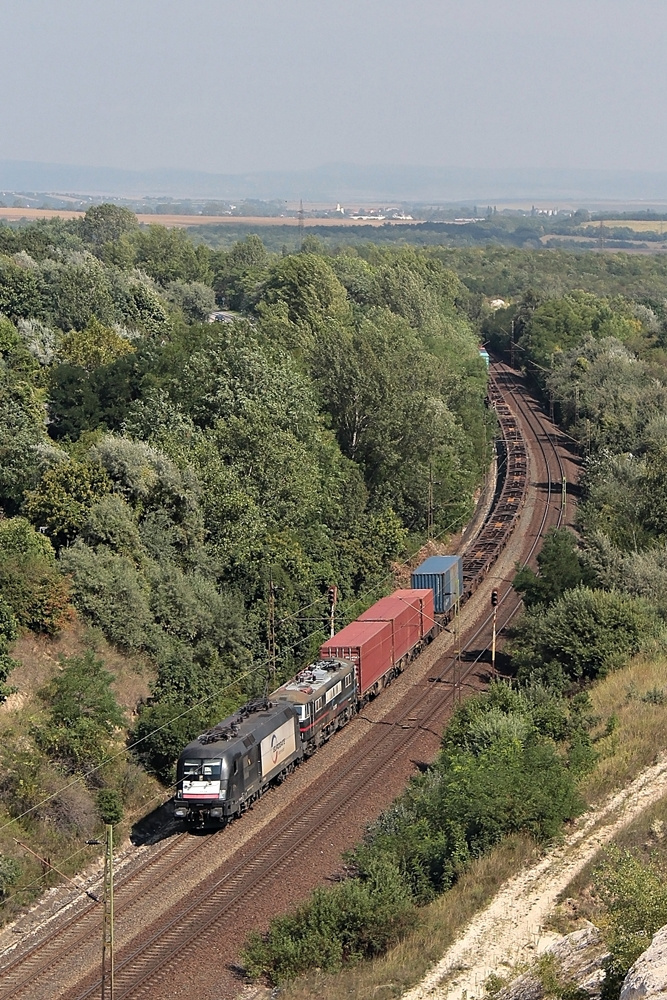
[183, 758, 224, 779]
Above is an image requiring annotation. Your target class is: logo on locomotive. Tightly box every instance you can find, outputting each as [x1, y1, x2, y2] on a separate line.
[271, 732, 286, 764]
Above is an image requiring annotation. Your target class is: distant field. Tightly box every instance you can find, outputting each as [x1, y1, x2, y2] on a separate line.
[583, 219, 667, 232]
[0, 207, 415, 228]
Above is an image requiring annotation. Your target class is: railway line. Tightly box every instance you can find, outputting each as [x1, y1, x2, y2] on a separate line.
[0, 362, 579, 1000]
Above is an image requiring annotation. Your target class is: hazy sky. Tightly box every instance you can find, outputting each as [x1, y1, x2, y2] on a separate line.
[2, 0, 666, 175]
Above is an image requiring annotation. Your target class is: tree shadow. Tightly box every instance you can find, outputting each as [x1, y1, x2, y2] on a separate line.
[130, 800, 182, 846]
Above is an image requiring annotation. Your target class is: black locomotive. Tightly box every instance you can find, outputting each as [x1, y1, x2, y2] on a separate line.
[174, 698, 301, 826]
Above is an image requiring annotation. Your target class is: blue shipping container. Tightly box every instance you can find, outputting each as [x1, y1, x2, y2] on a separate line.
[411, 555, 463, 615]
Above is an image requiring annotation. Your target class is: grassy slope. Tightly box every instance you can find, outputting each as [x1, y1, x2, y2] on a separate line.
[279, 653, 667, 1000]
[0, 621, 163, 924]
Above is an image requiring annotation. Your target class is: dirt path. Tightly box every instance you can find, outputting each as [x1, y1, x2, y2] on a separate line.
[402, 755, 667, 1000]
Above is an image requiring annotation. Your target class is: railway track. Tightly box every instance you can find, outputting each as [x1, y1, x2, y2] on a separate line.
[0, 363, 576, 1000]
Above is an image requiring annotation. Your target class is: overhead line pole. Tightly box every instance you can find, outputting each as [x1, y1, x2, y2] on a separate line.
[101, 824, 114, 1000]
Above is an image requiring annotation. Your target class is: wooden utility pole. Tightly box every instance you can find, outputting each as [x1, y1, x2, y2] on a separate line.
[491, 589, 498, 675]
[268, 577, 277, 686]
[562, 475, 567, 518]
[327, 585, 338, 638]
[427, 462, 434, 539]
[101, 824, 114, 1000]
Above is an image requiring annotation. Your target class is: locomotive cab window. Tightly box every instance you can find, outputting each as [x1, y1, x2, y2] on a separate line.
[184, 759, 222, 779]
[344, 673, 352, 688]
[314, 697, 323, 713]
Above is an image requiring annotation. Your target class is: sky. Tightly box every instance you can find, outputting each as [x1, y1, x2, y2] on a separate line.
[2, 0, 667, 176]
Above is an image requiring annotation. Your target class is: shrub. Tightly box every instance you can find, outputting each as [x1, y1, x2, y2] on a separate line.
[35, 651, 125, 771]
[97, 788, 124, 826]
[242, 858, 415, 984]
[594, 848, 667, 994]
[0, 855, 22, 898]
[0, 517, 72, 633]
[513, 528, 590, 608]
[510, 587, 664, 690]
[0, 595, 19, 700]
[59, 541, 155, 650]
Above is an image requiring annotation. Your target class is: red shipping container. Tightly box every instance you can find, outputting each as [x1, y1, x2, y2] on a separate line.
[359, 595, 421, 663]
[320, 619, 393, 696]
[392, 589, 436, 639]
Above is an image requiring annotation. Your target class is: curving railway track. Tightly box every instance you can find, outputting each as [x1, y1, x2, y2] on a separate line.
[0, 362, 580, 1000]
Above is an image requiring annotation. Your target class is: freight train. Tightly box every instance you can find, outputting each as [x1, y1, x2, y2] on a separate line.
[174, 585, 442, 826]
[173, 372, 528, 827]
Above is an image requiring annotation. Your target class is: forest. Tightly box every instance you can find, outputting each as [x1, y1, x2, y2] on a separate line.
[0, 206, 490, 904]
[3, 209, 667, 997]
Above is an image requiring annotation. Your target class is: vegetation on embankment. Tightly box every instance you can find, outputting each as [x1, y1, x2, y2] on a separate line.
[254, 651, 667, 1000]
[242, 263, 667, 989]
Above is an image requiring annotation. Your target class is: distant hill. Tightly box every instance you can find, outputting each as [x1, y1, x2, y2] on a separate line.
[2, 160, 667, 204]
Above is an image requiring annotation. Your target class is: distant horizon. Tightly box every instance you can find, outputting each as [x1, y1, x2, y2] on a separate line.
[4, 159, 667, 209]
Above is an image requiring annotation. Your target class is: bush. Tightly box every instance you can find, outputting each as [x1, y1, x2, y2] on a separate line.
[59, 541, 156, 650]
[513, 528, 590, 608]
[242, 858, 415, 984]
[510, 587, 664, 690]
[0, 855, 22, 898]
[243, 683, 586, 982]
[0, 517, 72, 634]
[35, 651, 125, 771]
[97, 788, 124, 826]
[594, 848, 667, 994]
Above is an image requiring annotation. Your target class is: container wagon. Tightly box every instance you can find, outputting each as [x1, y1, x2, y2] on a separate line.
[319, 619, 394, 701]
[411, 555, 463, 617]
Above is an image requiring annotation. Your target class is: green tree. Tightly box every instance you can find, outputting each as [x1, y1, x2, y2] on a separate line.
[0, 255, 43, 320]
[261, 253, 351, 335]
[23, 458, 113, 548]
[513, 528, 589, 607]
[81, 204, 138, 247]
[59, 316, 136, 372]
[40, 253, 116, 330]
[133, 225, 209, 284]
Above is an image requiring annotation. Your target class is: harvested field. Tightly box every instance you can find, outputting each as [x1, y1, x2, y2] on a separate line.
[0, 207, 418, 228]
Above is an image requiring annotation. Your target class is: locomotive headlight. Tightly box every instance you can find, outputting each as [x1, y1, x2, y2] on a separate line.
[209, 807, 223, 818]
[174, 807, 188, 818]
